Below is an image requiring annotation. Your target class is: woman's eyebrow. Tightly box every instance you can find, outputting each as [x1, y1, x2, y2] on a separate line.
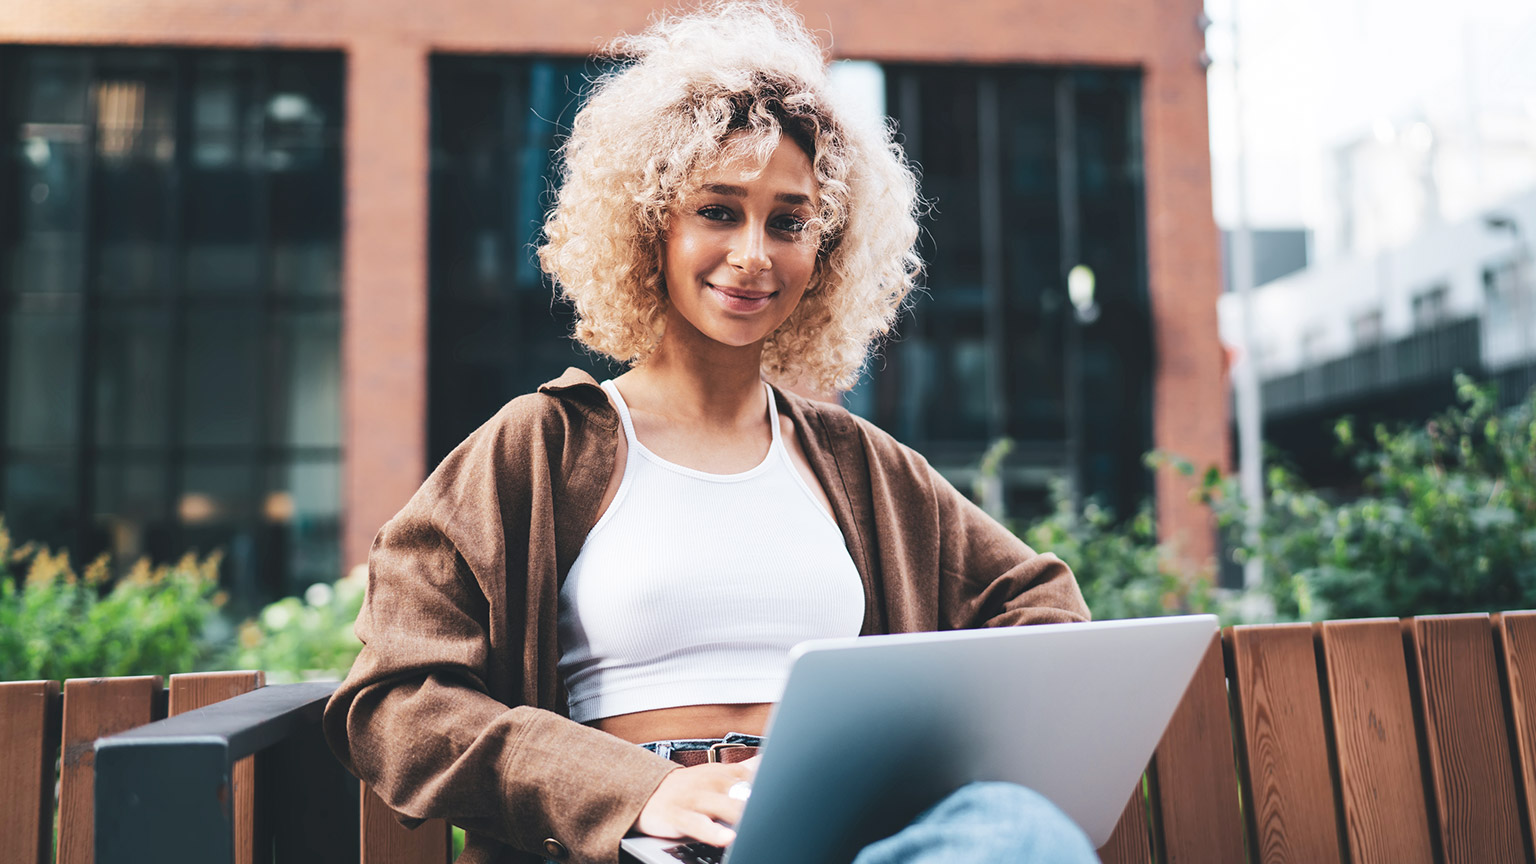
[704, 182, 749, 197]
[702, 183, 813, 207]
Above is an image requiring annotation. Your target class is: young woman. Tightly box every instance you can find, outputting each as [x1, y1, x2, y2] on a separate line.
[324, 4, 1094, 863]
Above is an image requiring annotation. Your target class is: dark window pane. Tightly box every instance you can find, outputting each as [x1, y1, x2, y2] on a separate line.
[94, 456, 171, 563]
[7, 300, 82, 447]
[276, 309, 341, 448]
[94, 305, 172, 450]
[912, 70, 984, 295]
[4, 452, 76, 552]
[11, 53, 91, 296]
[179, 458, 262, 602]
[431, 63, 511, 302]
[93, 57, 178, 298]
[270, 458, 340, 591]
[1000, 72, 1065, 439]
[1074, 72, 1150, 514]
[186, 56, 263, 294]
[182, 307, 262, 447]
[269, 55, 343, 296]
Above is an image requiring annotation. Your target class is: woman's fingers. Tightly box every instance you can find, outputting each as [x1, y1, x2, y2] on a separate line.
[635, 763, 756, 844]
[678, 810, 738, 847]
[695, 782, 749, 828]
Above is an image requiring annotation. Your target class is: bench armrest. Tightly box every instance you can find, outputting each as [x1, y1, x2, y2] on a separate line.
[95, 681, 358, 864]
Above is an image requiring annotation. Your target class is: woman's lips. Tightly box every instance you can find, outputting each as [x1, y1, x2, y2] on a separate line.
[709, 283, 775, 313]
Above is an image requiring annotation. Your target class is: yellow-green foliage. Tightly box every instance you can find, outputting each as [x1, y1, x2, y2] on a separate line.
[0, 520, 225, 681]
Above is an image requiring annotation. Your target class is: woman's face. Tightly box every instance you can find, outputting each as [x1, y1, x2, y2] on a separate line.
[660, 137, 820, 352]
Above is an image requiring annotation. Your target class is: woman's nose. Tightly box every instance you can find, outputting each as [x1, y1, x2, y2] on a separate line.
[727, 225, 772, 274]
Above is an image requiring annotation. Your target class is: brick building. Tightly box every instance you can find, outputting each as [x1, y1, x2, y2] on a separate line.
[2, 0, 1225, 604]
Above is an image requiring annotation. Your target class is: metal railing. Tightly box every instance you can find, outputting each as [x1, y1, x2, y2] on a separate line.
[1262, 317, 1482, 418]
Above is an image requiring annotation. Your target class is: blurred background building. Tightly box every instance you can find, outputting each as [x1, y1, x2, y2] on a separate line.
[2, 0, 1224, 608]
[1209, 0, 1536, 497]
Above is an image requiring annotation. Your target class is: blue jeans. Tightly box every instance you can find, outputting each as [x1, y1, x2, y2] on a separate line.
[850, 781, 1098, 864]
[636, 735, 1099, 864]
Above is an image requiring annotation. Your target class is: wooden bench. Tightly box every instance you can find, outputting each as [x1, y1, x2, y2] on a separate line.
[0, 671, 450, 864]
[6, 611, 1536, 863]
[1097, 610, 1536, 864]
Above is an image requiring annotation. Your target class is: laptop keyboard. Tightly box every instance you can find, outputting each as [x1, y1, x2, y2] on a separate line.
[663, 842, 727, 864]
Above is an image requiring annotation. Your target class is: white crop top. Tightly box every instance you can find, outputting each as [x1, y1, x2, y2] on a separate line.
[556, 380, 865, 723]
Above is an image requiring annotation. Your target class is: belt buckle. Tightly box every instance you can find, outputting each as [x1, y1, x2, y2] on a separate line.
[707, 742, 749, 763]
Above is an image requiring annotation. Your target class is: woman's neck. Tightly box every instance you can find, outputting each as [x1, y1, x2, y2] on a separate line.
[619, 320, 771, 429]
[621, 347, 765, 430]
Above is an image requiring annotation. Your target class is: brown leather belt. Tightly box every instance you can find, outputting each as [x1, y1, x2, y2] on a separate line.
[667, 742, 761, 767]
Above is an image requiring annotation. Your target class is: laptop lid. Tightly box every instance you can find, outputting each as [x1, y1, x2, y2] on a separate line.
[712, 614, 1219, 864]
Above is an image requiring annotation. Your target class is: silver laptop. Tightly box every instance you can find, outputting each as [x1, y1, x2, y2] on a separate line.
[622, 614, 1217, 864]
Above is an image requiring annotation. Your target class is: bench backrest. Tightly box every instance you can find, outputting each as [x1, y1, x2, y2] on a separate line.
[1098, 610, 1536, 864]
[0, 671, 452, 864]
[7, 610, 1536, 864]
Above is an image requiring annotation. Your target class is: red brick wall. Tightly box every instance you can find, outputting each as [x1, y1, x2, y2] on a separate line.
[9, 0, 1226, 573]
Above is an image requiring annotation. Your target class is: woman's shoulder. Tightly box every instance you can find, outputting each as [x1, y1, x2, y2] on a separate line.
[771, 384, 936, 485]
[423, 368, 618, 493]
[459, 367, 618, 447]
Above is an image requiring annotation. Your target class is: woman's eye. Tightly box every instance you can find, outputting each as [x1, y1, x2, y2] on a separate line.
[774, 216, 808, 234]
[697, 205, 733, 221]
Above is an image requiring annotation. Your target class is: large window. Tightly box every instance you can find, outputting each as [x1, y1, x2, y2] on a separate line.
[427, 59, 1150, 520]
[1, 49, 343, 609]
[854, 66, 1151, 519]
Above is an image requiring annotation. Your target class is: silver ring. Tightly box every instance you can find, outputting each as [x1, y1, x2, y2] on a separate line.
[727, 780, 753, 802]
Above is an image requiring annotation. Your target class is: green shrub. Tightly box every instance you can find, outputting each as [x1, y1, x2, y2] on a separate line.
[1204, 376, 1536, 620]
[976, 440, 1212, 620]
[1022, 484, 1213, 620]
[226, 567, 365, 683]
[0, 521, 225, 681]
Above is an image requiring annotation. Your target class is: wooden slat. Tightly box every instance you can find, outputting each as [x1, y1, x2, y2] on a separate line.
[1410, 614, 1525, 864]
[57, 676, 162, 864]
[1497, 611, 1536, 863]
[362, 783, 452, 864]
[169, 670, 266, 864]
[1318, 619, 1434, 864]
[1227, 624, 1344, 864]
[0, 680, 62, 864]
[1149, 632, 1245, 864]
[1095, 781, 1151, 864]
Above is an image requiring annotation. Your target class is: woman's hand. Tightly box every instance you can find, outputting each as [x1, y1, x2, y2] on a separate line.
[634, 757, 760, 847]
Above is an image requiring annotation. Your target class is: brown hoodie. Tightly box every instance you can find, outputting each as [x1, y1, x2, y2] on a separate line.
[323, 368, 1089, 864]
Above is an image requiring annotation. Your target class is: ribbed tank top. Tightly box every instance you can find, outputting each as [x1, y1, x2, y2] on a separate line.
[556, 380, 865, 723]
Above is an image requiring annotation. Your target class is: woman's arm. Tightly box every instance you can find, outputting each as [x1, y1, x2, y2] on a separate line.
[925, 462, 1091, 629]
[839, 410, 1090, 631]
[322, 394, 677, 864]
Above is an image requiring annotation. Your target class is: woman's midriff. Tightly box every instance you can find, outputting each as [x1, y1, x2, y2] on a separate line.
[591, 703, 775, 745]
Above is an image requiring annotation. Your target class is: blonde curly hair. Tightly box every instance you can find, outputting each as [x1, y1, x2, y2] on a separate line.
[537, 0, 923, 392]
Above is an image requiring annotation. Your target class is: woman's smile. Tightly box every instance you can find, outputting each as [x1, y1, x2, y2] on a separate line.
[707, 282, 778, 313]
